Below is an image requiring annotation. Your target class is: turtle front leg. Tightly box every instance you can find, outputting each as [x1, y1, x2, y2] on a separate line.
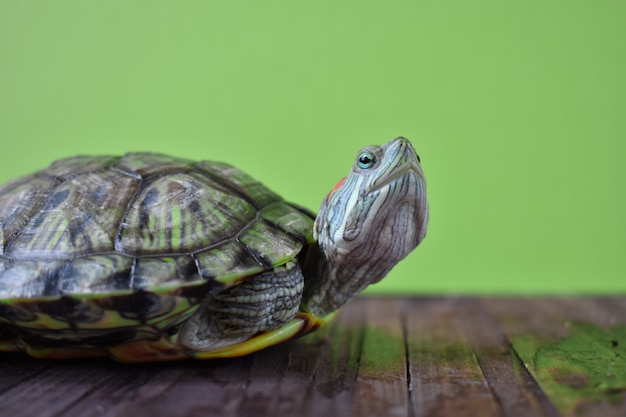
[178, 261, 304, 353]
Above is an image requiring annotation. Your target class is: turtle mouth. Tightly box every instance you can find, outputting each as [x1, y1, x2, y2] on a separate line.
[369, 161, 423, 194]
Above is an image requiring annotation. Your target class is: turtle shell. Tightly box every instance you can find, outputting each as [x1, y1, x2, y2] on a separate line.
[0, 153, 315, 359]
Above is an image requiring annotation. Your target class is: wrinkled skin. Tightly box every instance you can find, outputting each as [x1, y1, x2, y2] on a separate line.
[303, 137, 428, 315]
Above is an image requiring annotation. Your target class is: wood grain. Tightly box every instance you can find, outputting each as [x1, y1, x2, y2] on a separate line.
[1, 297, 625, 417]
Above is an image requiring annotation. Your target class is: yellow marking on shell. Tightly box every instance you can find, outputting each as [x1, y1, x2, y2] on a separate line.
[108, 336, 188, 362]
[26, 345, 109, 360]
[13, 311, 74, 330]
[72, 295, 198, 330]
[50, 217, 70, 251]
[77, 309, 145, 329]
[63, 289, 133, 300]
[213, 266, 265, 286]
[192, 218, 203, 243]
[9, 309, 136, 331]
[1, 312, 336, 362]
[144, 298, 199, 328]
[170, 205, 182, 249]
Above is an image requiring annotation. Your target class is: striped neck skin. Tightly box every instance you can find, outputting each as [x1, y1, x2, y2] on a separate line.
[302, 137, 429, 316]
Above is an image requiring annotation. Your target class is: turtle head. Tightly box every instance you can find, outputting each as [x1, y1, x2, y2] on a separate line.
[304, 137, 429, 315]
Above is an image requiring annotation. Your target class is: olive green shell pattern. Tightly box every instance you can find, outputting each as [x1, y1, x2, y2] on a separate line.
[0, 153, 315, 359]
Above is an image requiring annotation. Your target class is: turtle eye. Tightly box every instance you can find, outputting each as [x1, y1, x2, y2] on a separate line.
[357, 151, 377, 169]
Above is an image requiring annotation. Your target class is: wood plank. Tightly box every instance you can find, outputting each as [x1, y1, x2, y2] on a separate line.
[457, 298, 562, 417]
[1, 297, 625, 417]
[0, 354, 55, 394]
[233, 308, 361, 417]
[0, 357, 127, 417]
[482, 297, 626, 417]
[299, 294, 365, 417]
[404, 297, 502, 417]
[64, 357, 254, 417]
[352, 297, 410, 417]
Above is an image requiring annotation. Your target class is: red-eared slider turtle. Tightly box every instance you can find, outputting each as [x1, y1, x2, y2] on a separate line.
[0, 137, 428, 362]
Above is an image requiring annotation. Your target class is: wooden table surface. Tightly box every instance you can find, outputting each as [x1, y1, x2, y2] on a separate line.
[0, 297, 625, 417]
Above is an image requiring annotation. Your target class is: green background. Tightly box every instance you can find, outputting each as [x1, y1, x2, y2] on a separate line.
[1, 1, 624, 294]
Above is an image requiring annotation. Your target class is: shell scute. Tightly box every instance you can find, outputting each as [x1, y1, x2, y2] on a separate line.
[196, 161, 281, 208]
[261, 203, 315, 244]
[6, 171, 139, 259]
[133, 256, 201, 290]
[117, 171, 257, 255]
[0, 259, 66, 299]
[238, 218, 303, 268]
[45, 155, 118, 179]
[113, 153, 195, 178]
[195, 240, 265, 284]
[0, 175, 59, 254]
[57, 254, 133, 295]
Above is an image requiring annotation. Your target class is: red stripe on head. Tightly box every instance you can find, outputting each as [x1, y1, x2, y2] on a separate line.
[326, 177, 347, 202]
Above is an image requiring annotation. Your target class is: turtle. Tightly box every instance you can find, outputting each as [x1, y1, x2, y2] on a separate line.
[0, 136, 428, 362]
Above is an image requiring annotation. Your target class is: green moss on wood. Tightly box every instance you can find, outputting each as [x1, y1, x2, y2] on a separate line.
[513, 323, 626, 413]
